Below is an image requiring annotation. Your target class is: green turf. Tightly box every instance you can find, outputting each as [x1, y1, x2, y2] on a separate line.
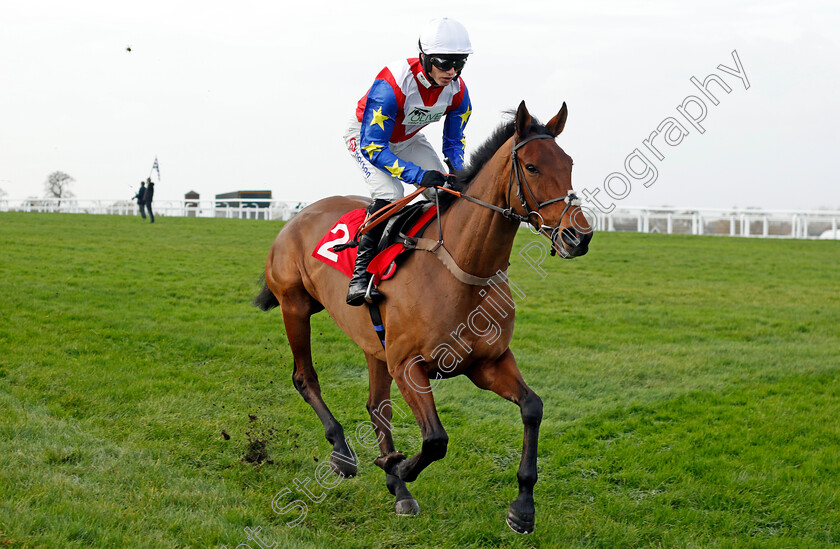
[0, 212, 838, 548]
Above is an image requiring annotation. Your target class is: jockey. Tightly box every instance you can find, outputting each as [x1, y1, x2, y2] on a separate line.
[343, 17, 473, 306]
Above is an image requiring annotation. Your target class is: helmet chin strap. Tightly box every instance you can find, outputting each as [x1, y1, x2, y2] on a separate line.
[418, 52, 462, 88]
[418, 51, 439, 88]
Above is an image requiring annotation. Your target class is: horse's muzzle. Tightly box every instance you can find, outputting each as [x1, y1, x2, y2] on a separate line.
[555, 227, 592, 258]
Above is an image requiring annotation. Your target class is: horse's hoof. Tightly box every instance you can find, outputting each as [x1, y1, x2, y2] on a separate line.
[505, 506, 535, 535]
[329, 453, 357, 478]
[394, 497, 420, 516]
[373, 451, 406, 474]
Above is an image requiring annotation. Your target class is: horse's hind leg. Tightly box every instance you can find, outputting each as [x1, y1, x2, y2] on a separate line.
[281, 287, 357, 477]
[364, 353, 419, 516]
[467, 349, 542, 535]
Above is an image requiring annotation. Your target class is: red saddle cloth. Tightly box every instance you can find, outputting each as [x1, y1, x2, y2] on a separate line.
[311, 206, 438, 284]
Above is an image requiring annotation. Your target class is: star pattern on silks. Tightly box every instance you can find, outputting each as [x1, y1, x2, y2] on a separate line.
[459, 105, 472, 128]
[370, 106, 390, 130]
[362, 142, 383, 158]
[385, 159, 405, 179]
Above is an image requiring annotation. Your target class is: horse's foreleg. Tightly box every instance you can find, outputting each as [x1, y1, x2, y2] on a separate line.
[468, 349, 542, 535]
[378, 358, 448, 483]
[364, 353, 419, 516]
[281, 290, 357, 478]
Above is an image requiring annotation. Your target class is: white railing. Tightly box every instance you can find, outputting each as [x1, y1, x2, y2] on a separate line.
[2, 198, 839, 240]
[0, 198, 306, 221]
[589, 206, 840, 240]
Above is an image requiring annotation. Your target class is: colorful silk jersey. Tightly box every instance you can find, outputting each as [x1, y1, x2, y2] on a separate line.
[355, 58, 472, 185]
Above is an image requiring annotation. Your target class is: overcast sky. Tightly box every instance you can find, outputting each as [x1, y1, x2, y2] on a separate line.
[1, 0, 838, 211]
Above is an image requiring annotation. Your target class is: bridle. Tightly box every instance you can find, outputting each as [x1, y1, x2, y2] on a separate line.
[445, 132, 582, 257]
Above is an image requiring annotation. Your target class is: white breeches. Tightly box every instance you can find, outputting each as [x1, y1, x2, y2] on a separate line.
[344, 120, 446, 201]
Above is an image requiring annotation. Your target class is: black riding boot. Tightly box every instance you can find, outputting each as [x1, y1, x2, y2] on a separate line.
[346, 200, 389, 306]
[345, 232, 384, 306]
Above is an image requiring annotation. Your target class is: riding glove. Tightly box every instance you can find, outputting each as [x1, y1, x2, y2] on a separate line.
[420, 170, 448, 188]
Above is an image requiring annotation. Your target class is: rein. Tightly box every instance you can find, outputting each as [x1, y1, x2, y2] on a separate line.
[359, 132, 582, 293]
[438, 133, 582, 257]
[358, 186, 426, 235]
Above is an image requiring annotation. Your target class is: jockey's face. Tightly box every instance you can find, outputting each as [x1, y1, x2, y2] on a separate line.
[429, 63, 457, 87]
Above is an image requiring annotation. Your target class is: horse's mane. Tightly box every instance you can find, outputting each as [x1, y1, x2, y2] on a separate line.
[438, 111, 552, 211]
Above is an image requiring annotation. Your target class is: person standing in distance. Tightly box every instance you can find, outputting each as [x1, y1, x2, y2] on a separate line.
[343, 17, 473, 306]
[133, 180, 146, 219]
[144, 177, 155, 223]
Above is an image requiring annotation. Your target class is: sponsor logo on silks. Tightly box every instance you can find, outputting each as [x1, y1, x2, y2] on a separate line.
[416, 71, 433, 89]
[352, 148, 372, 179]
[404, 105, 447, 126]
[348, 137, 358, 153]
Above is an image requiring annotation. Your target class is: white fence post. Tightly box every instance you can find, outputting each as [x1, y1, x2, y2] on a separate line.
[2, 200, 839, 240]
[0, 197, 306, 221]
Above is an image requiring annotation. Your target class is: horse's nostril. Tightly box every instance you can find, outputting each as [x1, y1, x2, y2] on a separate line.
[561, 227, 581, 247]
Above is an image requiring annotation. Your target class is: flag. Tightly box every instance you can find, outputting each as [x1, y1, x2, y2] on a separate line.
[152, 157, 161, 181]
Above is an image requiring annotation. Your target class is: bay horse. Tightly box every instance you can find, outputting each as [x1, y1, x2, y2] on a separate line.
[254, 101, 592, 533]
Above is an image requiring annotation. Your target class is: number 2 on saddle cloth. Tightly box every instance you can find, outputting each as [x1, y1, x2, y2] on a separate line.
[311, 206, 439, 285]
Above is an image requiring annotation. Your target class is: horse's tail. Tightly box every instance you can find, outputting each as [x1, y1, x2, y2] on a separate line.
[253, 275, 279, 311]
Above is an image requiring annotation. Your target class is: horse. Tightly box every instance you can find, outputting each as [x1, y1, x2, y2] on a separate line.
[254, 101, 592, 534]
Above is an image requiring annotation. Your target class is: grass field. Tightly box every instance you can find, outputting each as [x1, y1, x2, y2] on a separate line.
[1, 211, 838, 548]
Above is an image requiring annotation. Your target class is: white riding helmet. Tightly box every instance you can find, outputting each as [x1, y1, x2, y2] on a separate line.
[418, 17, 473, 55]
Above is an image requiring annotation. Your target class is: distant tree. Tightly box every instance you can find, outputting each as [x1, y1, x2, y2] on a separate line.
[44, 171, 75, 206]
[0, 187, 7, 198]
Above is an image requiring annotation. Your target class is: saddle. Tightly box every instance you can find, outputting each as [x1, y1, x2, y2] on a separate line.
[375, 201, 436, 253]
[312, 202, 439, 283]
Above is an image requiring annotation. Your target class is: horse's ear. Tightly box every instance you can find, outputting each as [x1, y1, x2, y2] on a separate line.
[546, 102, 568, 137]
[515, 100, 531, 139]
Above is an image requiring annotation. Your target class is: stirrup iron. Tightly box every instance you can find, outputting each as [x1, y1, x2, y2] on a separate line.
[364, 276, 376, 304]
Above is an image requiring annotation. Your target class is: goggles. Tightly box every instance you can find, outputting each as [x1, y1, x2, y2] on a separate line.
[428, 55, 467, 72]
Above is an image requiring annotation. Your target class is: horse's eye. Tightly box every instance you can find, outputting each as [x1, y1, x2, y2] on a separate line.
[525, 164, 539, 174]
